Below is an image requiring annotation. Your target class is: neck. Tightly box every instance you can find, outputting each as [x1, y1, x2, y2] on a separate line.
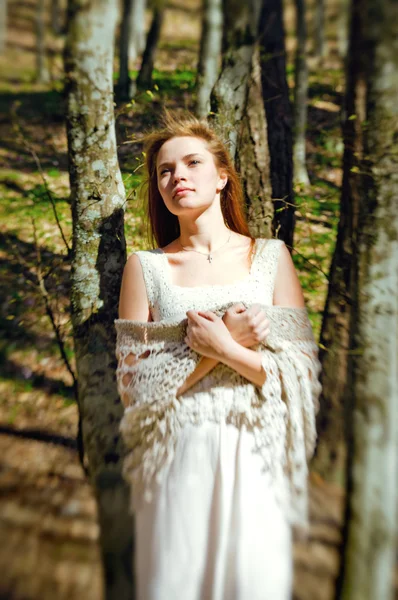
[178, 201, 231, 252]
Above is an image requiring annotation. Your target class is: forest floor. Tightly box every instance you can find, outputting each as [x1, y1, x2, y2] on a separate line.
[2, 0, 393, 599]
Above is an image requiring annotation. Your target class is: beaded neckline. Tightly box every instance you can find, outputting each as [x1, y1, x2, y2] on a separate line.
[158, 238, 265, 291]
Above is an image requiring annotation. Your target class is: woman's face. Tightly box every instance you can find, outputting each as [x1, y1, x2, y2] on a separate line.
[155, 136, 227, 216]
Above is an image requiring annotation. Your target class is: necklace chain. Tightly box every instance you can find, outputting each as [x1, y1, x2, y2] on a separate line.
[179, 232, 232, 264]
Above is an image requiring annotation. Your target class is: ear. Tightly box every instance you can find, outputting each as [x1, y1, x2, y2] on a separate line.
[217, 169, 228, 192]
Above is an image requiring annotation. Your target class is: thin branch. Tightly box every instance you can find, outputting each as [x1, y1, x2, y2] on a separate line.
[31, 216, 77, 394]
[10, 101, 72, 256]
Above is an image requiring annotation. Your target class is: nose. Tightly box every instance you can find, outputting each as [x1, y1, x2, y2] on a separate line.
[173, 165, 187, 185]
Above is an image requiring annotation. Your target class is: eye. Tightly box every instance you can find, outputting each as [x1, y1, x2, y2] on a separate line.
[189, 160, 200, 166]
[160, 168, 170, 175]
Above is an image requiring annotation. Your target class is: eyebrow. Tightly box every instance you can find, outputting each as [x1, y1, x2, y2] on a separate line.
[157, 153, 205, 170]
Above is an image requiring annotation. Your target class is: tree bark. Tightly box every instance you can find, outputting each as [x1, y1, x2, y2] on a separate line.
[36, 0, 49, 82]
[293, 0, 310, 186]
[209, 0, 262, 159]
[195, 0, 223, 117]
[135, 1, 164, 90]
[311, 0, 364, 485]
[236, 44, 273, 238]
[313, 0, 327, 61]
[51, 0, 62, 35]
[129, 0, 147, 64]
[0, 0, 7, 54]
[337, 0, 350, 59]
[336, 0, 398, 595]
[118, 0, 133, 100]
[259, 0, 295, 248]
[64, 1, 133, 598]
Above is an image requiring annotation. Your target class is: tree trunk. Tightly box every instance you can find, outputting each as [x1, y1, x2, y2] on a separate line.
[313, 0, 327, 61]
[293, 0, 310, 186]
[51, 0, 62, 35]
[336, 0, 398, 596]
[118, 0, 133, 100]
[135, 2, 164, 90]
[0, 0, 7, 54]
[236, 44, 273, 238]
[36, 0, 49, 82]
[337, 0, 350, 59]
[209, 0, 261, 159]
[64, 1, 133, 598]
[259, 0, 295, 248]
[129, 0, 147, 64]
[310, 0, 364, 485]
[195, 0, 223, 117]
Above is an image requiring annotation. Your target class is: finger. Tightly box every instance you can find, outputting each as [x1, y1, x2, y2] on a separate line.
[256, 325, 270, 341]
[249, 312, 267, 330]
[232, 302, 246, 314]
[246, 303, 263, 317]
[197, 310, 217, 321]
[186, 310, 201, 324]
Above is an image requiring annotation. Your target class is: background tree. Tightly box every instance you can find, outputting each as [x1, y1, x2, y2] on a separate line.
[118, 0, 133, 100]
[311, 0, 363, 485]
[36, 0, 49, 82]
[293, 0, 310, 186]
[195, 0, 223, 117]
[51, 0, 62, 35]
[259, 0, 295, 248]
[335, 0, 398, 595]
[210, 0, 261, 158]
[313, 0, 326, 61]
[129, 0, 147, 64]
[236, 45, 274, 239]
[337, 0, 350, 59]
[0, 0, 7, 54]
[209, 0, 274, 239]
[135, 0, 164, 91]
[64, 0, 133, 597]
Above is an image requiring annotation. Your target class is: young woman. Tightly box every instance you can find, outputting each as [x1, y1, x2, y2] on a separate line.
[116, 113, 321, 600]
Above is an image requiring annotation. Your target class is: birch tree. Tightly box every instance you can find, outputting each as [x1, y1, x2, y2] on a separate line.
[36, 0, 49, 82]
[336, 0, 398, 595]
[195, 0, 223, 117]
[293, 0, 310, 186]
[64, 1, 133, 597]
[51, 0, 62, 35]
[314, 0, 327, 61]
[0, 0, 7, 54]
[129, 0, 147, 64]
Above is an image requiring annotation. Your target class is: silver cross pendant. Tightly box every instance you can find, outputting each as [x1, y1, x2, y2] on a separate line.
[207, 254, 213, 264]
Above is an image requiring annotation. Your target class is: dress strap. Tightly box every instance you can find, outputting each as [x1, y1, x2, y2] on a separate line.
[256, 238, 284, 302]
[134, 250, 162, 311]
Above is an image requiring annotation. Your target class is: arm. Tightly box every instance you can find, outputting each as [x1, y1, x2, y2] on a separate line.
[117, 254, 152, 406]
[177, 304, 270, 396]
[179, 242, 306, 392]
[119, 253, 152, 321]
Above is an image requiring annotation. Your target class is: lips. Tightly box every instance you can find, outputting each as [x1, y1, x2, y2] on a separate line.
[173, 187, 194, 198]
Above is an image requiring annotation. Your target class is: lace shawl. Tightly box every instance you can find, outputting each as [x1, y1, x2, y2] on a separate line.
[114, 302, 321, 539]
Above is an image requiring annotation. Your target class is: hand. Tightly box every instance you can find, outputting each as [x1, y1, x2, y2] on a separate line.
[185, 310, 234, 360]
[222, 303, 270, 347]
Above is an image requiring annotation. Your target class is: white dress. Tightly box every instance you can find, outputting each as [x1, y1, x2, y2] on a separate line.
[130, 238, 294, 600]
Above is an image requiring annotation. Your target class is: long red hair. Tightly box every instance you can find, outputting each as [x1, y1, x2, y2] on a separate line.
[140, 111, 254, 255]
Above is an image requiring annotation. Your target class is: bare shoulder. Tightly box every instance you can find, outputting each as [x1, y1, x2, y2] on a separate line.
[118, 253, 151, 321]
[273, 241, 306, 308]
